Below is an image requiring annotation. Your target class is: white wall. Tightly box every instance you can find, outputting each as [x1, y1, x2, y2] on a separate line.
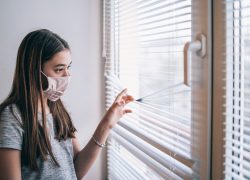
[0, 0, 106, 179]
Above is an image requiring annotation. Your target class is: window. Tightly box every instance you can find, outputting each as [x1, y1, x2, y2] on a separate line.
[223, 0, 250, 179]
[103, 0, 211, 179]
[213, 0, 250, 179]
[103, 0, 250, 178]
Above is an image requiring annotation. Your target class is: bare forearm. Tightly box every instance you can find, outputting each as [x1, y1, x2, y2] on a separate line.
[73, 89, 134, 179]
[74, 120, 110, 180]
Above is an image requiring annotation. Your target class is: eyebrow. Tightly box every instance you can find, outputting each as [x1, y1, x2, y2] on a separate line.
[54, 61, 72, 68]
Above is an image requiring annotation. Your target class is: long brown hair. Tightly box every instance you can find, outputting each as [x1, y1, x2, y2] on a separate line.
[0, 29, 76, 170]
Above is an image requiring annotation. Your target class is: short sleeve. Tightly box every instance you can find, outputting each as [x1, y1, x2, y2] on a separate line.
[0, 105, 23, 150]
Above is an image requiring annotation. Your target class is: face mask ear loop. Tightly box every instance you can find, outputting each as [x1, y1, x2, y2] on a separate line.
[41, 71, 48, 78]
[41, 71, 50, 93]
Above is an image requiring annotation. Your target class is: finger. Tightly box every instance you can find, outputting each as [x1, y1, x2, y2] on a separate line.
[120, 94, 134, 101]
[124, 95, 134, 102]
[115, 88, 128, 101]
[120, 99, 126, 106]
[126, 95, 134, 100]
[121, 95, 134, 104]
[113, 100, 125, 108]
[125, 98, 134, 104]
[121, 94, 134, 100]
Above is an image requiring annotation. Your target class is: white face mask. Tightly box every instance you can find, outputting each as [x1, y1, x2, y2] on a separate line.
[41, 71, 71, 102]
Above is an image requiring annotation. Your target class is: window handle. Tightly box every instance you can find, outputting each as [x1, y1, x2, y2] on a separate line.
[183, 34, 206, 86]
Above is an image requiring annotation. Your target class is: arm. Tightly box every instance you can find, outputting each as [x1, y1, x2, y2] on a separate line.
[73, 89, 134, 180]
[0, 149, 21, 180]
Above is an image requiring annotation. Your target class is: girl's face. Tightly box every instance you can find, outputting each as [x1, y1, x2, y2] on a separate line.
[42, 50, 72, 77]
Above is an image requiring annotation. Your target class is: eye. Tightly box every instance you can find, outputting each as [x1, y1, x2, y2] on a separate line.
[67, 65, 71, 70]
[55, 68, 64, 73]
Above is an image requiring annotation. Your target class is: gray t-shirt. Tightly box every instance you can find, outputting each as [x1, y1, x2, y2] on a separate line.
[0, 104, 77, 180]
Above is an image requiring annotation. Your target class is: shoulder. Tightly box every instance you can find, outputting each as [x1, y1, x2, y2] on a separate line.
[0, 104, 23, 150]
[0, 104, 23, 128]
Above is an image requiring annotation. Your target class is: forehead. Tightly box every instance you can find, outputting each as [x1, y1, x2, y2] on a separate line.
[44, 50, 71, 66]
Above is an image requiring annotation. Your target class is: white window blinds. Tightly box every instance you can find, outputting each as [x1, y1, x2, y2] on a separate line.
[224, 0, 250, 179]
[103, 0, 203, 179]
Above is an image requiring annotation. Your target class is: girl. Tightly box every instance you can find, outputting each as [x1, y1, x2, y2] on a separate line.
[0, 29, 134, 180]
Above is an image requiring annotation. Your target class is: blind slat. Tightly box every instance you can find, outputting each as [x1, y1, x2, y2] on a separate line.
[108, 142, 164, 180]
[105, 0, 197, 178]
[112, 125, 194, 176]
[110, 130, 183, 179]
[223, 0, 250, 178]
[118, 118, 193, 162]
